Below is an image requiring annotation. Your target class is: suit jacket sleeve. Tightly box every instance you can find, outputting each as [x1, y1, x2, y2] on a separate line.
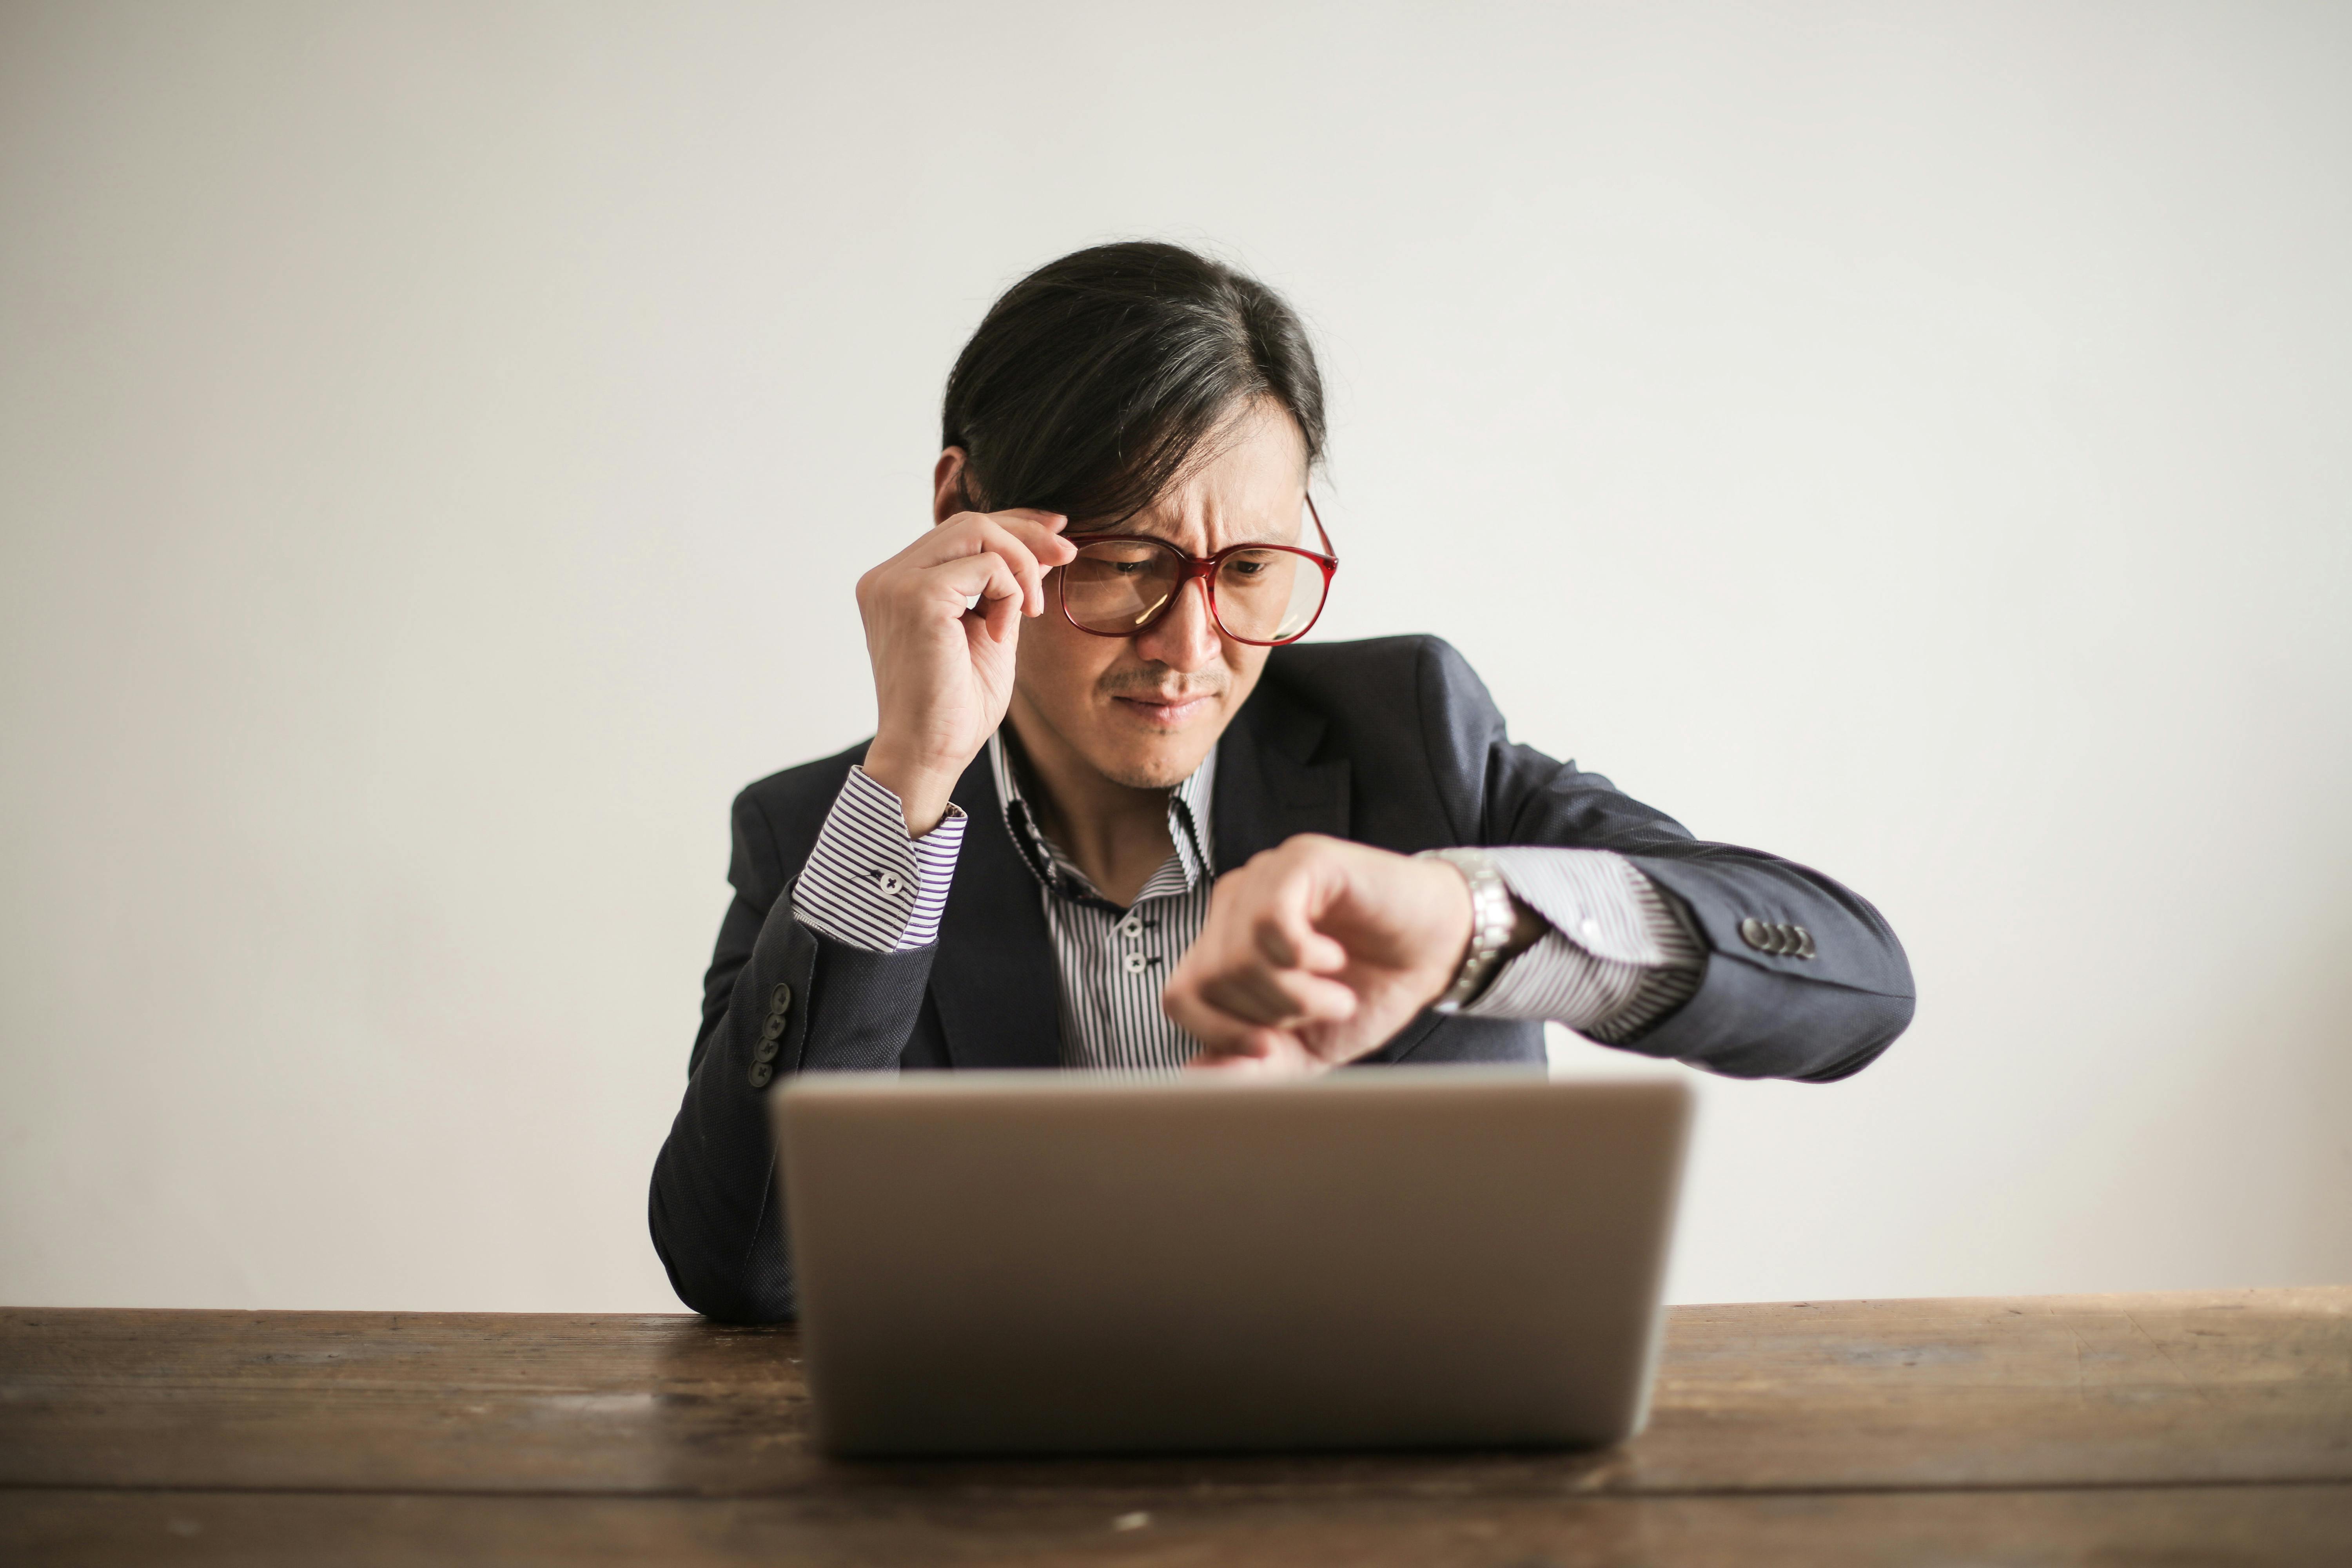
[647, 777, 938, 1322]
[1417, 639, 1914, 1081]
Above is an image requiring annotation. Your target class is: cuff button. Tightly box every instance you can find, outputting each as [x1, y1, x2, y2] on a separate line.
[761, 1013, 787, 1040]
[747, 1061, 774, 1089]
[753, 1038, 780, 1064]
[770, 982, 793, 1015]
[1741, 918, 1813, 958]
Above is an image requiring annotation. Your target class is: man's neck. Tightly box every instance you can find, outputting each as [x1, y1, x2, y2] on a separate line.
[1003, 708, 1179, 909]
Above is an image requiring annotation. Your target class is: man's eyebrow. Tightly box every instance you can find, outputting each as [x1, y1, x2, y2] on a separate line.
[1067, 531, 1296, 552]
[1063, 521, 1170, 544]
[1063, 509, 1301, 548]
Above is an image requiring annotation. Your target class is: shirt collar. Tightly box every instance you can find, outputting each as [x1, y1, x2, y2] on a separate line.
[987, 728, 1218, 908]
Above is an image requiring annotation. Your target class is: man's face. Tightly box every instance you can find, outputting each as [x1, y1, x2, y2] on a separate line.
[1008, 403, 1310, 791]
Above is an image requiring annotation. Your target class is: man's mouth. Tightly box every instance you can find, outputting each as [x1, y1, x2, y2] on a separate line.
[1112, 692, 1217, 728]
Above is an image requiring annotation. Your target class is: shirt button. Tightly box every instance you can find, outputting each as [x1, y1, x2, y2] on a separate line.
[874, 870, 906, 897]
[1118, 916, 1144, 939]
[1122, 951, 1148, 975]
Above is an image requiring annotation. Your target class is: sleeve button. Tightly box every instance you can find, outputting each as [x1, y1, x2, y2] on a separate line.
[753, 1037, 780, 1063]
[748, 1061, 774, 1089]
[769, 982, 793, 1015]
[761, 1013, 788, 1040]
[1739, 917, 1771, 951]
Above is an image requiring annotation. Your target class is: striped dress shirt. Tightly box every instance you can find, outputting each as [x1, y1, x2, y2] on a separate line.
[790, 733, 1702, 1068]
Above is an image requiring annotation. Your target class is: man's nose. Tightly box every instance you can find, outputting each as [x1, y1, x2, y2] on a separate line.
[1133, 574, 1221, 671]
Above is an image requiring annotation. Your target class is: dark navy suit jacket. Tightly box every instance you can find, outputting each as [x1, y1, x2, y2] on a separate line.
[650, 635, 1915, 1321]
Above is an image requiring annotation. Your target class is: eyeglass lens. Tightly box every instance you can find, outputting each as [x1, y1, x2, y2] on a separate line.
[1062, 539, 1327, 642]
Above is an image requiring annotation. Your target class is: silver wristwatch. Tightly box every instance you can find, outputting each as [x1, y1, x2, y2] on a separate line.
[1418, 846, 1517, 1013]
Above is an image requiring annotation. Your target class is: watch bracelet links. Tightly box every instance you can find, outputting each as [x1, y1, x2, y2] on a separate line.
[1418, 846, 1518, 1013]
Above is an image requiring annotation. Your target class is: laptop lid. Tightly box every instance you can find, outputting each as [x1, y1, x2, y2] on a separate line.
[774, 1066, 1691, 1456]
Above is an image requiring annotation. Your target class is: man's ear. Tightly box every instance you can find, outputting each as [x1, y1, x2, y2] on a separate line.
[932, 448, 971, 526]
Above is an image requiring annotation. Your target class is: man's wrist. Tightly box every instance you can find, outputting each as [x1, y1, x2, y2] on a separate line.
[859, 743, 962, 835]
[1503, 896, 1546, 960]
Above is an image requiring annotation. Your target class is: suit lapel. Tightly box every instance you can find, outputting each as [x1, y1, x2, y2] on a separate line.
[930, 685, 1355, 1072]
[1215, 683, 1441, 1064]
[929, 749, 1063, 1069]
[1213, 684, 1352, 872]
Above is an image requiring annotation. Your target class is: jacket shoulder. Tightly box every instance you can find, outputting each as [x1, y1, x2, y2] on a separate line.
[1262, 634, 1503, 735]
[1257, 635, 1508, 845]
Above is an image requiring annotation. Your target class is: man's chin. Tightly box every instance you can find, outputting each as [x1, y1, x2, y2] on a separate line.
[1087, 695, 1228, 788]
[1093, 736, 1217, 791]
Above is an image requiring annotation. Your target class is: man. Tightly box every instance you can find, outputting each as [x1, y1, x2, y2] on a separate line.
[651, 242, 1914, 1323]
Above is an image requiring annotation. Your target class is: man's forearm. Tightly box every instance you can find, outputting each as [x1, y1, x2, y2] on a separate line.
[651, 903, 943, 1321]
[650, 773, 962, 1322]
[1611, 847, 1913, 1080]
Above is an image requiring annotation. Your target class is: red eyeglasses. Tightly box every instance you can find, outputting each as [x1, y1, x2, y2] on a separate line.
[1056, 497, 1338, 646]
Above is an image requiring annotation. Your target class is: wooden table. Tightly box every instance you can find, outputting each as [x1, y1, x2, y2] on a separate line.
[4, 1289, 2347, 1564]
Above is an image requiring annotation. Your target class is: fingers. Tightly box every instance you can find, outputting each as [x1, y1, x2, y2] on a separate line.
[1162, 835, 1457, 1074]
[1170, 979, 1351, 1058]
[862, 510, 1075, 634]
[1251, 876, 1349, 975]
[1165, 958, 1352, 1060]
[911, 546, 1024, 624]
[1185, 1037, 1324, 1078]
[917, 511, 1076, 619]
[990, 512, 1078, 616]
[971, 553, 1024, 649]
[1214, 843, 1348, 985]
[1163, 856, 1322, 1042]
[1163, 989, 1312, 1067]
[990, 507, 1076, 546]
[953, 517, 1051, 617]
[1201, 965, 1357, 1029]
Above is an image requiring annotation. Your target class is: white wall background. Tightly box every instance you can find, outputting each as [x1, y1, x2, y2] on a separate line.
[4, 1, 2347, 1313]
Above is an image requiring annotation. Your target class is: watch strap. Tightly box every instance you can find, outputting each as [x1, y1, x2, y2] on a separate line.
[1419, 846, 1518, 1014]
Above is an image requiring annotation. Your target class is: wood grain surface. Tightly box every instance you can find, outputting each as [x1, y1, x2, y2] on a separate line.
[3, 1288, 2346, 1563]
[7, 1485, 2351, 1568]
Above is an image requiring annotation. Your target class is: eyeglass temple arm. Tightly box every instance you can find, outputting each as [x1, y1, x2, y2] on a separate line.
[1306, 494, 1338, 563]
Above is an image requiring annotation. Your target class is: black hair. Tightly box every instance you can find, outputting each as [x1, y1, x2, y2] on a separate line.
[940, 241, 1325, 526]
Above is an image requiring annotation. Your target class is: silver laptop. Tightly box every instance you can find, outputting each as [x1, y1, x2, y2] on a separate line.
[772, 1066, 1691, 1457]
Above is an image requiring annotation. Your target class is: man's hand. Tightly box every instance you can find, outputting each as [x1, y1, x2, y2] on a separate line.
[1161, 835, 1478, 1075]
[856, 509, 1076, 833]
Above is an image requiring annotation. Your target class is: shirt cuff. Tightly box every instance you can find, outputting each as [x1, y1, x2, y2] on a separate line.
[1463, 848, 1704, 1042]
[789, 766, 968, 953]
